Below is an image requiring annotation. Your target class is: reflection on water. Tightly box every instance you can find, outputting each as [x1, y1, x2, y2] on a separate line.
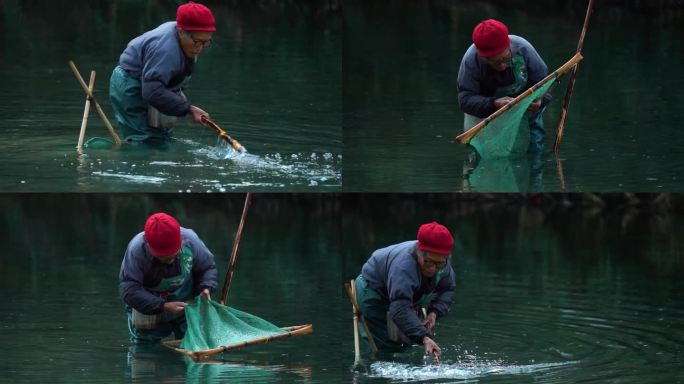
[126, 344, 313, 383]
[462, 151, 546, 192]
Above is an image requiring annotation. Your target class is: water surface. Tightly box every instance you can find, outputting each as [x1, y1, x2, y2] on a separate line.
[343, 1, 684, 191]
[0, 1, 341, 191]
[0, 194, 344, 383]
[1, 194, 682, 383]
[341, 194, 684, 382]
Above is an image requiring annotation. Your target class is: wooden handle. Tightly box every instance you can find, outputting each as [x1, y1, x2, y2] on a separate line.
[201, 115, 244, 152]
[456, 53, 583, 145]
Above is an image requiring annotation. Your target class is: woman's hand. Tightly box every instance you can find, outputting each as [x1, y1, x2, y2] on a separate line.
[163, 301, 188, 315]
[189, 105, 209, 124]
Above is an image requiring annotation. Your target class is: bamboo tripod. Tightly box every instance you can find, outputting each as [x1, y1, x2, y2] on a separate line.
[344, 279, 378, 357]
[68, 60, 121, 152]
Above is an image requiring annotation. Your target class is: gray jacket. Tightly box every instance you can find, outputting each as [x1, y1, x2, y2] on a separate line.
[361, 240, 456, 343]
[457, 35, 550, 118]
[118, 21, 194, 116]
[119, 227, 217, 314]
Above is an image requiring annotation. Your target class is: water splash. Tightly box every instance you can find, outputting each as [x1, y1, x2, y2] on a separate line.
[91, 171, 165, 184]
[75, 138, 340, 190]
[188, 139, 341, 188]
[369, 359, 578, 381]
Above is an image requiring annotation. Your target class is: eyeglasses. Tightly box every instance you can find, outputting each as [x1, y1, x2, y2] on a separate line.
[182, 31, 212, 49]
[423, 257, 448, 270]
[485, 49, 512, 67]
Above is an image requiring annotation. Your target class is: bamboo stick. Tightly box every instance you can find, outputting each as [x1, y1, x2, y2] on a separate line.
[556, 156, 567, 191]
[68, 60, 122, 144]
[220, 192, 252, 305]
[76, 71, 96, 151]
[201, 115, 244, 153]
[554, 0, 595, 153]
[344, 282, 379, 353]
[351, 279, 360, 360]
[456, 53, 583, 145]
[164, 324, 314, 359]
[193, 324, 313, 359]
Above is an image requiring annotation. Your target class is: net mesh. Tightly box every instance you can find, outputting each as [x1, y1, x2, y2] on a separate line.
[180, 297, 286, 352]
[470, 79, 556, 159]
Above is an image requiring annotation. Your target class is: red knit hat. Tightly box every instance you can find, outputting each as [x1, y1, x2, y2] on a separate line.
[177, 2, 216, 32]
[472, 19, 510, 57]
[417, 221, 454, 255]
[144, 213, 182, 257]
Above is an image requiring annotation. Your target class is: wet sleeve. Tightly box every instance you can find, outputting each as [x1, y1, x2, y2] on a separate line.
[118, 242, 165, 315]
[188, 230, 218, 293]
[427, 266, 456, 318]
[387, 264, 429, 344]
[140, 44, 191, 116]
[457, 56, 497, 118]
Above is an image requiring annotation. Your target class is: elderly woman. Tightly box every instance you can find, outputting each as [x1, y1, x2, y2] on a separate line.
[355, 221, 456, 359]
[109, 2, 215, 145]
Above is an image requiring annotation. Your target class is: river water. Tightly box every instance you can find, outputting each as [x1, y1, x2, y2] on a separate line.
[343, 1, 684, 192]
[2, 194, 682, 383]
[0, 1, 341, 191]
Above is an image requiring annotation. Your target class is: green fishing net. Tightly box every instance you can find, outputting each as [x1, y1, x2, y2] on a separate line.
[470, 79, 556, 159]
[180, 296, 286, 352]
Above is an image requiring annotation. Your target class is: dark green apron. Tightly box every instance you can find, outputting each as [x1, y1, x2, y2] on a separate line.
[127, 246, 196, 342]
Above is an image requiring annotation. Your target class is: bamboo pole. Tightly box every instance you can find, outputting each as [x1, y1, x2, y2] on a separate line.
[556, 156, 567, 191]
[68, 60, 122, 144]
[220, 192, 252, 305]
[554, 0, 596, 154]
[76, 71, 96, 151]
[193, 324, 313, 359]
[163, 324, 314, 359]
[456, 53, 583, 145]
[201, 115, 245, 153]
[351, 279, 360, 360]
[344, 282, 378, 353]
